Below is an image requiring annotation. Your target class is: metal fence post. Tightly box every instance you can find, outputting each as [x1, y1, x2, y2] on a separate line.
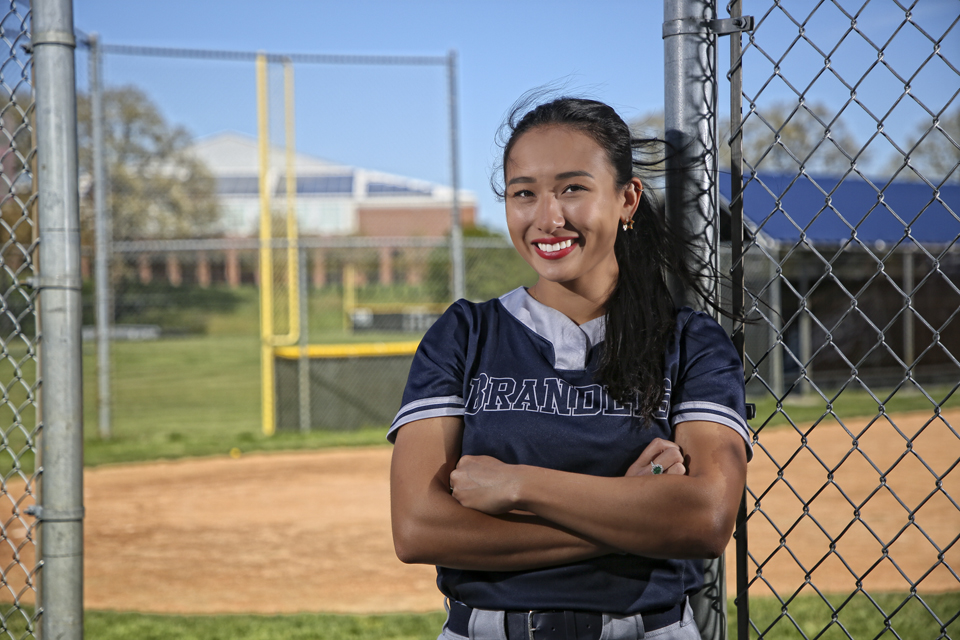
[90, 32, 112, 440]
[298, 246, 311, 433]
[663, 0, 725, 638]
[32, 0, 85, 637]
[447, 49, 465, 301]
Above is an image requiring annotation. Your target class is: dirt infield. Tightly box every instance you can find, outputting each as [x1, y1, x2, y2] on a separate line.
[2, 409, 958, 614]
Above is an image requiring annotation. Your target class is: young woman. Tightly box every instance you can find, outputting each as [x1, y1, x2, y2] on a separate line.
[389, 97, 751, 640]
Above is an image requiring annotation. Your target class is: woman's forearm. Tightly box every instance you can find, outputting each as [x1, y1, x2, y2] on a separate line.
[512, 467, 729, 559]
[390, 416, 613, 571]
[451, 421, 748, 560]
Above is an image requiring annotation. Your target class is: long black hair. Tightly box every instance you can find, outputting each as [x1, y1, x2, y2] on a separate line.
[493, 96, 719, 420]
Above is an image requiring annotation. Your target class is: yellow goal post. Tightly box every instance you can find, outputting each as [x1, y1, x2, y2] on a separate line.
[258, 53, 301, 435]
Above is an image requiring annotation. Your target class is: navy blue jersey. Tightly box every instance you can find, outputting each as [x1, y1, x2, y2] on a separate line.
[389, 287, 751, 614]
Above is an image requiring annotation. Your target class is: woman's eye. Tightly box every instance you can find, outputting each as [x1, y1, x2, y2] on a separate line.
[563, 184, 586, 193]
[511, 189, 534, 198]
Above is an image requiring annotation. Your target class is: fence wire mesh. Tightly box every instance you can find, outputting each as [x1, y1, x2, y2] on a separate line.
[83, 237, 531, 442]
[0, 1, 38, 637]
[728, 1, 959, 637]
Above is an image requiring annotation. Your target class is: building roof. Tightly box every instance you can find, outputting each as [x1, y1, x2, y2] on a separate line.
[719, 173, 960, 246]
[190, 131, 471, 203]
[190, 132, 341, 175]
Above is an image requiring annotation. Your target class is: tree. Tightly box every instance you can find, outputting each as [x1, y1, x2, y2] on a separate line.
[77, 86, 220, 242]
[887, 108, 960, 184]
[630, 100, 860, 177]
[721, 101, 859, 176]
[0, 90, 35, 253]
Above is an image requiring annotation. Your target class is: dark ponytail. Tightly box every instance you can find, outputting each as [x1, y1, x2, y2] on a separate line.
[495, 95, 722, 420]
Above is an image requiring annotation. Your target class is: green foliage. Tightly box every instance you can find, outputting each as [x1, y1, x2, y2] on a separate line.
[726, 101, 859, 176]
[0, 273, 36, 337]
[76, 86, 220, 242]
[887, 107, 960, 184]
[427, 227, 536, 301]
[465, 246, 536, 301]
[82, 281, 247, 335]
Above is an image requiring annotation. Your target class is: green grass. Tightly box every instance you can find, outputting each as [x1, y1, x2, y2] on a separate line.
[79, 334, 394, 467]
[1, 282, 956, 470]
[83, 610, 448, 640]
[75, 331, 955, 468]
[741, 591, 960, 639]
[5, 592, 955, 639]
[749, 383, 959, 431]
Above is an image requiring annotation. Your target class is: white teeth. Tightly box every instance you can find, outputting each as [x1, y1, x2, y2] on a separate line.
[537, 239, 574, 252]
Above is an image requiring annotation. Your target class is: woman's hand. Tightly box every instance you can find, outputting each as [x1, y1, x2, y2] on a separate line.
[450, 455, 522, 514]
[624, 438, 687, 477]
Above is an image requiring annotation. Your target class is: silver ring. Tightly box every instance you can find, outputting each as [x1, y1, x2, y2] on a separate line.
[651, 462, 664, 475]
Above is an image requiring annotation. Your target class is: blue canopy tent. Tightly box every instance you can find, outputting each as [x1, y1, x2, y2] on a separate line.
[720, 173, 960, 247]
[717, 173, 960, 394]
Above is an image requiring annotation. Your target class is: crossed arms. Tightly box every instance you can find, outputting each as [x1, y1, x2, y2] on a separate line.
[390, 416, 747, 572]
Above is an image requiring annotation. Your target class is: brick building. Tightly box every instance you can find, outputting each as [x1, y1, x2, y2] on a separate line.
[191, 132, 476, 238]
[113, 132, 478, 289]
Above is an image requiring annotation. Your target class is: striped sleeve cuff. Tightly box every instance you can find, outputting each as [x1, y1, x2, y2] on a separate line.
[387, 395, 465, 443]
[669, 401, 753, 460]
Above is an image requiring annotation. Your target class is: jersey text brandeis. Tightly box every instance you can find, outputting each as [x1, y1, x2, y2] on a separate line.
[464, 373, 670, 419]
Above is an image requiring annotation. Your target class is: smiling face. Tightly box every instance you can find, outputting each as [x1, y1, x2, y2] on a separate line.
[504, 125, 641, 307]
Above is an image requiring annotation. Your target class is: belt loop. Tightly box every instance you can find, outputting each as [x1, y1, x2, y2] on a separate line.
[600, 613, 642, 640]
[469, 607, 507, 640]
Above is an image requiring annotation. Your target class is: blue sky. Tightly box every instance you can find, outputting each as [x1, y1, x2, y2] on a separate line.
[73, 1, 958, 232]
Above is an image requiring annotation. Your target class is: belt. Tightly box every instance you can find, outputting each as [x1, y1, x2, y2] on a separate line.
[446, 600, 684, 640]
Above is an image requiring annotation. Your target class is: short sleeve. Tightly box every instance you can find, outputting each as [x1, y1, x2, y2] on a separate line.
[670, 311, 753, 460]
[387, 301, 470, 443]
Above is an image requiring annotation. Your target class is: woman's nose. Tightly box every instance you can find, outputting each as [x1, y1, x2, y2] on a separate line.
[535, 195, 564, 233]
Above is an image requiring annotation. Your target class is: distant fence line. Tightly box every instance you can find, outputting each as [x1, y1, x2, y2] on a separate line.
[78, 236, 514, 289]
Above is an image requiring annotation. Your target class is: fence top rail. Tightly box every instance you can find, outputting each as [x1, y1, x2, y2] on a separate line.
[94, 42, 448, 66]
[108, 236, 514, 253]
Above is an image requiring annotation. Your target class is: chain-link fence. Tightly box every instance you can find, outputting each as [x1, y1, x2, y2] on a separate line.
[726, 1, 959, 637]
[82, 236, 532, 441]
[64, 1, 960, 636]
[75, 39, 487, 441]
[0, 1, 38, 636]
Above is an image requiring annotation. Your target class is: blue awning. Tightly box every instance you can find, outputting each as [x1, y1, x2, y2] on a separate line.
[719, 173, 960, 245]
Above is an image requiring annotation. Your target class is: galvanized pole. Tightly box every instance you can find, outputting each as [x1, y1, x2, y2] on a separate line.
[663, 0, 721, 305]
[32, 0, 85, 637]
[90, 32, 112, 440]
[298, 247, 311, 433]
[663, 0, 724, 638]
[447, 49, 465, 301]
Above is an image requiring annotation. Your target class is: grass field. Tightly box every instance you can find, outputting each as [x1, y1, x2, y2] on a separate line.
[75, 336, 958, 468]
[0, 282, 955, 471]
[2, 592, 953, 639]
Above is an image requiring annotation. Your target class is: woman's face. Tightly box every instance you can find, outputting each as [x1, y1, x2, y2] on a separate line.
[504, 125, 640, 299]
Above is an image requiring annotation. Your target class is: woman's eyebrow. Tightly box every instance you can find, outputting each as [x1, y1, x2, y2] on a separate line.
[556, 170, 594, 180]
[507, 170, 594, 186]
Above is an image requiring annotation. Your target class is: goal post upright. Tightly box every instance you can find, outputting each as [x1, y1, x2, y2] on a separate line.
[257, 52, 275, 436]
[258, 53, 301, 436]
